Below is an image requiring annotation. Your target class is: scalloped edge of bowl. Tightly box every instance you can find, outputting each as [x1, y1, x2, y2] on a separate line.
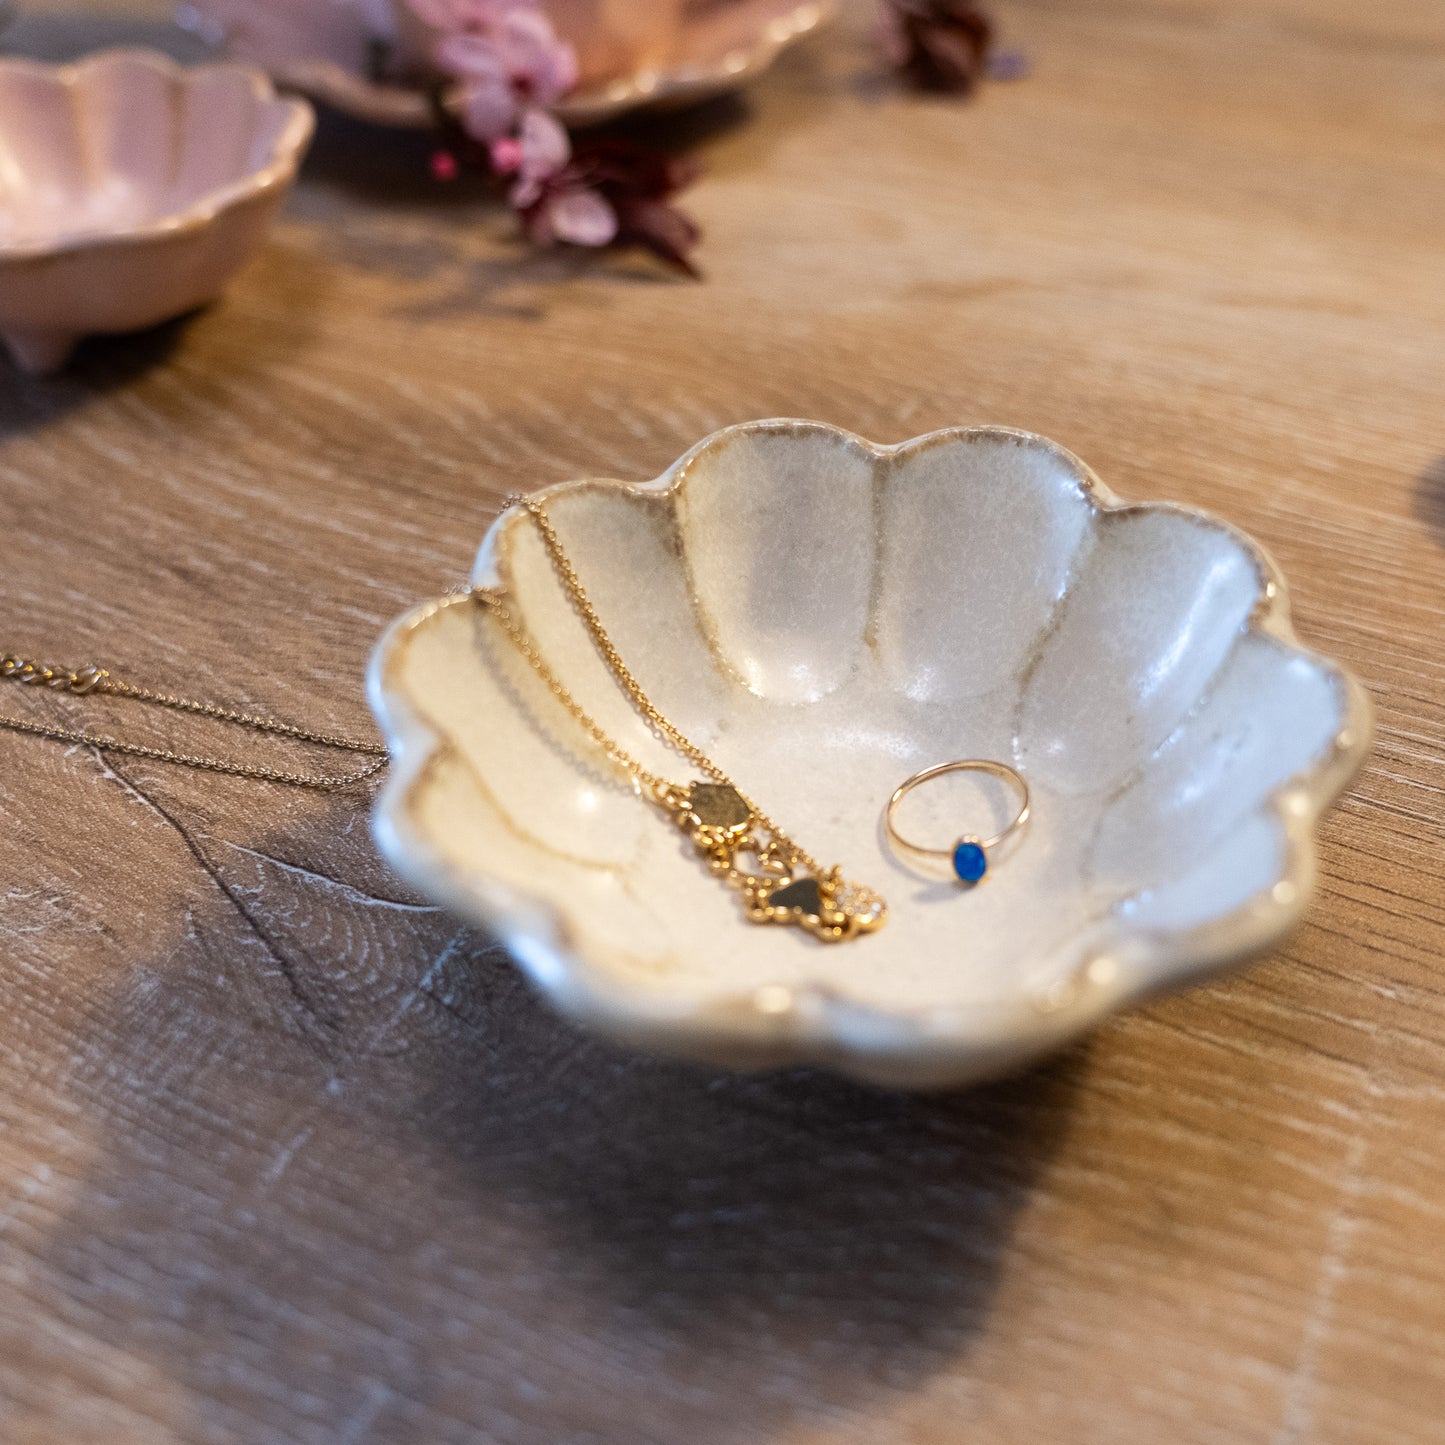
[182, 1, 833, 129]
[0, 48, 314, 264]
[559, 0, 834, 126]
[368, 421, 1374, 1090]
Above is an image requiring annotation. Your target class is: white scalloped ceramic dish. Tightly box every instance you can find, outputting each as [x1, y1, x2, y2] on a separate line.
[370, 422, 1371, 1090]
[0, 48, 312, 374]
[179, 0, 832, 128]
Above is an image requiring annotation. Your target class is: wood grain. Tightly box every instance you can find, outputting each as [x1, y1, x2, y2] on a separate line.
[1, 1, 1443, 1441]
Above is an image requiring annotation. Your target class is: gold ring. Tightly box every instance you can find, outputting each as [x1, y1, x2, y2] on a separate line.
[884, 760, 1031, 884]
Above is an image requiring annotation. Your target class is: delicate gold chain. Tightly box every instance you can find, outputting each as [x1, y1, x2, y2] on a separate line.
[475, 495, 886, 940]
[479, 593, 668, 795]
[0, 498, 884, 937]
[495, 495, 825, 877]
[0, 654, 388, 789]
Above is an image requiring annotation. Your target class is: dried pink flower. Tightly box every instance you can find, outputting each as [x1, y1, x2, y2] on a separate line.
[437, 8, 578, 115]
[498, 107, 572, 207]
[520, 139, 701, 274]
[530, 187, 620, 247]
[412, 0, 699, 269]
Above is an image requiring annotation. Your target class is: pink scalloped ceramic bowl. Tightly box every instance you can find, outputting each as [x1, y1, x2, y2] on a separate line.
[180, 0, 833, 127]
[0, 49, 313, 374]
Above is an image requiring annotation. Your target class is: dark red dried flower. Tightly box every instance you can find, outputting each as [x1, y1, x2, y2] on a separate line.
[882, 0, 996, 95]
[524, 138, 704, 277]
[427, 87, 701, 274]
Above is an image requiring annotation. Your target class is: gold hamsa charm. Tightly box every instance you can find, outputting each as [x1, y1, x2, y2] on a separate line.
[658, 782, 886, 943]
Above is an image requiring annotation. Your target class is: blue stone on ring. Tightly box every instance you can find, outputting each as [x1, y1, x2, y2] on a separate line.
[953, 840, 988, 884]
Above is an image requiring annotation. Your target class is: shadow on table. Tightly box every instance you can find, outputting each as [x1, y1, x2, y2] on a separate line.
[1413, 456, 1445, 548]
[0, 224, 333, 440]
[462, 1035, 1082, 1356]
[0, 317, 192, 436]
[26, 787, 1082, 1443]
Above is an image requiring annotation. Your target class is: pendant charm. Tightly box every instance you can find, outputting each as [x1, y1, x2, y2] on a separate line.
[747, 867, 887, 943]
[683, 782, 754, 843]
[660, 781, 887, 943]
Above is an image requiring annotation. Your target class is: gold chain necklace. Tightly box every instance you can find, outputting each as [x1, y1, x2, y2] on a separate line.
[1, 501, 888, 942]
[475, 496, 887, 944]
[0, 656, 389, 789]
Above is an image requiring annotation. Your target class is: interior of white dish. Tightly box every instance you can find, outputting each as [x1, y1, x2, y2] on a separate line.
[378, 426, 1359, 1026]
[0, 53, 299, 248]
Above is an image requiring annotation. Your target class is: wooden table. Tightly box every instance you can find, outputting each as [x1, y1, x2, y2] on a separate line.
[2, 2, 1442, 1441]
